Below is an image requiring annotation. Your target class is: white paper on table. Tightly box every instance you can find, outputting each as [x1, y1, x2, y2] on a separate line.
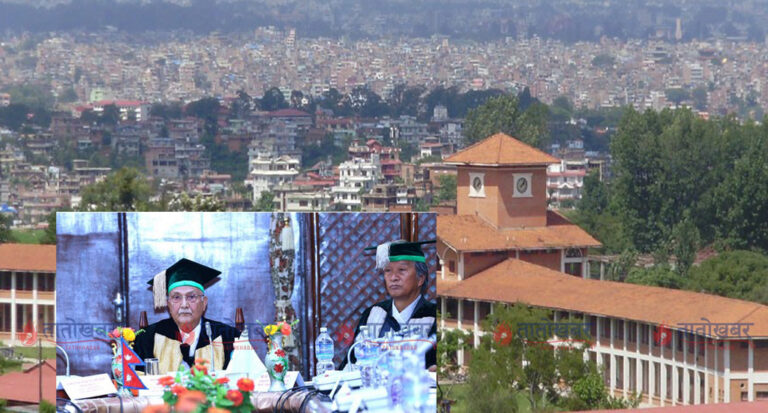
[60, 374, 117, 400]
[224, 328, 267, 380]
[253, 371, 303, 392]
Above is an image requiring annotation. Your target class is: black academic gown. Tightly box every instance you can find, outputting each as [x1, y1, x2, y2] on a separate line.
[341, 296, 437, 369]
[133, 317, 240, 374]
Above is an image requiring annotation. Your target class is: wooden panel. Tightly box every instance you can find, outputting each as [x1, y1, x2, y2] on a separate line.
[314, 213, 436, 365]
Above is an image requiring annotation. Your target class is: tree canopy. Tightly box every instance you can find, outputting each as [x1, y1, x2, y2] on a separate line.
[463, 93, 549, 148]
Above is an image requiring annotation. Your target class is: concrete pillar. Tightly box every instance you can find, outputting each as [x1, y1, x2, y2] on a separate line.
[724, 341, 730, 403]
[473, 301, 479, 349]
[440, 297, 446, 329]
[457, 299, 464, 365]
[748, 339, 754, 402]
[32, 273, 38, 332]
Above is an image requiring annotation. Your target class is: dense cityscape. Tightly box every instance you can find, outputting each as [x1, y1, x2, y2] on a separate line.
[2, 1, 768, 411]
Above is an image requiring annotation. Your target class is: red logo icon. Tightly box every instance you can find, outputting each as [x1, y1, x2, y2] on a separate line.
[336, 322, 355, 347]
[494, 323, 512, 346]
[654, 323, 672, 346]
[19, 320, 37, 347]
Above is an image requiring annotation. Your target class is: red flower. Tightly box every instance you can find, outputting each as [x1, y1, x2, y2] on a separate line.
[273, 363, 284, 374]
[191, 365, 208, 375]
[157, 376, 175, 386]
[171, 384, 187, 395]
[494, 323, 513, 347]
[280, 322, 292, 336]
[113, 368, 121, 377]
[236, 377, 255, 392]
[275, 349, 286, 358]
[214, 377, 229, 385]
[225, 390, 243, 407]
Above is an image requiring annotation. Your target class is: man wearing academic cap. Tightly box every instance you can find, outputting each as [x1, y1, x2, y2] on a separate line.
[133, 258, 241, 374]
[343, 240, 437, 370]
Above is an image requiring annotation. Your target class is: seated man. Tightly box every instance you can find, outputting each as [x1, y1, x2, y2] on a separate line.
[343, 240, 437, 370]
[133, 258, 240, 374]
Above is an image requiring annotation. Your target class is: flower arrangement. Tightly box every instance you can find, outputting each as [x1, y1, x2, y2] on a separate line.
[157, 359, 255, 413]
[258, 319, 299, 391]
[261, 320, 297, 344]
[107, 327, 143, 344]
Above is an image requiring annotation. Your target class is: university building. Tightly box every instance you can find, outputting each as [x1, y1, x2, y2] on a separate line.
[437, 133, 768, 406]
[0, 243, 56, 347]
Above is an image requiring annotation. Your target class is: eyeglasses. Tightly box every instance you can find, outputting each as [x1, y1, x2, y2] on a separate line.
[168, 294, 204, 304]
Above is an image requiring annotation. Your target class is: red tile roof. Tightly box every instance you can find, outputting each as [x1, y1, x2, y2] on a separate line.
[0, 243, 56, 272]
[0, 359, 56, 404]
[438, 210, 602, 251]
[438, 258, 768, 337]
[596, 401, 768, 412]
[267, 108, 311, 117]
[444, 133, 560, 166]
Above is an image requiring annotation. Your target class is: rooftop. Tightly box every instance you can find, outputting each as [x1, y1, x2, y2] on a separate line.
[0, 243, 56, 272]
[438, 258, 768, 337]
[438, 210, 601, 251]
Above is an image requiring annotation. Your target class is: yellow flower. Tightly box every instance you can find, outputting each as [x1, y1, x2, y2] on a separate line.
[263, 325, 278, 336]
[122, 328, 136, 341]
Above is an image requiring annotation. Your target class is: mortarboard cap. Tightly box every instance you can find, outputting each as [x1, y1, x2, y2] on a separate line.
[147, 258, 221, 309]
[365, 240, 436, 270]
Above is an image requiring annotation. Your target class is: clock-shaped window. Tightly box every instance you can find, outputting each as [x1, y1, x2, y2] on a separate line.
[513, 173, 532, 198]
[469, 172, 485, 198]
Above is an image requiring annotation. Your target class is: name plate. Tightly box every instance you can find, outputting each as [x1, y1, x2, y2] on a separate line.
[61, 374, 118, 400]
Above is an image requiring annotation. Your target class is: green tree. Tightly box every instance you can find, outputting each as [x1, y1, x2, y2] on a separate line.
[461, 303, 637, 411]
[58, 87, 78, 103]
[79, 167, 152, 211]
[625, 266, 686, 289]
[713, 134, 768, 251]
[260, 87, 288, 111]
[692, 86, 708, 111]
[687, 251, 768, 304]
[463, 94, 549, 148]
[591, 54, 616, 68]
[665, 88, 691, 105]
[0, 214, 11, 243]
[434, 174, 457, 204]
[41, 212, 56, 244]
[387, 84, 426, 118]
[254, 191, 275, 211]
[670, 216, 700, 276]
[100, 104, 120, 126]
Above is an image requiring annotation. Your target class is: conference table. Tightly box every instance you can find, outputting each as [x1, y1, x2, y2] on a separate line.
[68, 390, 332, 413]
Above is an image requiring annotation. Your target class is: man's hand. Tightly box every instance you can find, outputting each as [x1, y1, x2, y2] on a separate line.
[428, 365, 437, 373]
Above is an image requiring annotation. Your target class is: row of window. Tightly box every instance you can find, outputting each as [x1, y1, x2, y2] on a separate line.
[442, 299, 768, 354]
[0, 272, 55, 291]
[0, 303, 55, 333]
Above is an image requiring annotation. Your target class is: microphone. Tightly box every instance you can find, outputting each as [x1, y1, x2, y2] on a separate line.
[205, 321, 215, 373]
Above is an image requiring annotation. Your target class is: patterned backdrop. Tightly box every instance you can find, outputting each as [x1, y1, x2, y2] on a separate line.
[311, 212, 436, 367]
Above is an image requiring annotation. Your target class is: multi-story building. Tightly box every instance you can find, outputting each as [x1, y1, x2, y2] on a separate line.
[547, 160, 586, 207]
[437, 133, 768, 407]
[244, 153, 300, 201]
[0, 244, 56, 347]
[330, 155, 382, 210]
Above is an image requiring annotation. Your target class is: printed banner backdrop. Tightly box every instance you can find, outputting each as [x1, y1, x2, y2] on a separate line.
[56, 212, 278, 376]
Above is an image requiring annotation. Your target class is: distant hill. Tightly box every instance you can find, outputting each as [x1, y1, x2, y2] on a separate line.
[0, 0, 766, 42]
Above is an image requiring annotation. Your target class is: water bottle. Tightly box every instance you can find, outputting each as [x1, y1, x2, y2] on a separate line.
[356, 326, 377, 388]
[315, 327, 335, 375]
[387, 349, 406, 411]
[401, 352, 429, 412]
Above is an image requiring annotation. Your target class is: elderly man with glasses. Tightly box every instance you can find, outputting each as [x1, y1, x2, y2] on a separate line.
[133, 258, 242, 374]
